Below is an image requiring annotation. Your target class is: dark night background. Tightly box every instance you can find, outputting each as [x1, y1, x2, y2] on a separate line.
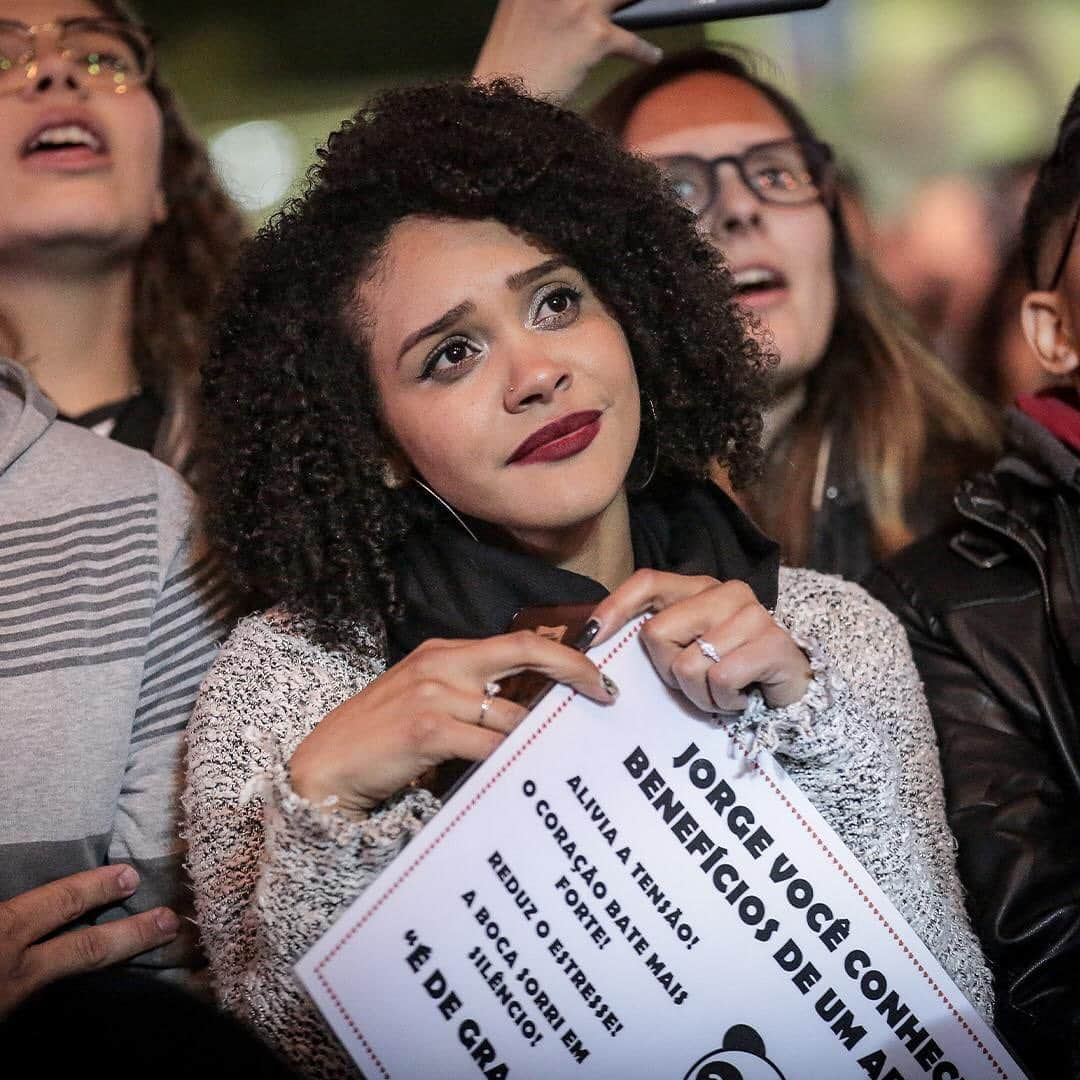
[126, 2, 1079, 219]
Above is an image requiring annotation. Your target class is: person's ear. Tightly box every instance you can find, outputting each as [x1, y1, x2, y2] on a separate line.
[1021, 290, 1080, 379]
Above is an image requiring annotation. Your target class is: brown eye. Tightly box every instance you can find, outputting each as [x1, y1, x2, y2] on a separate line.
[421, 335, 482, 380]
[531, 283, 582, 326]
[755, 166, 806, 193]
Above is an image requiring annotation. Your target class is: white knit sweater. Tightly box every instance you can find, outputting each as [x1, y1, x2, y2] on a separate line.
[183, 567, 993, 1078]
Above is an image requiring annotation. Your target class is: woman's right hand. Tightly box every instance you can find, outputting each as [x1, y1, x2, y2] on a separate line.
[288, 632, 617, 818]
[473, 0, 662, 104]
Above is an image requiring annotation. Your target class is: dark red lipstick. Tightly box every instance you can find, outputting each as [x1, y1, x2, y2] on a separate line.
[508, 410, 602, 465]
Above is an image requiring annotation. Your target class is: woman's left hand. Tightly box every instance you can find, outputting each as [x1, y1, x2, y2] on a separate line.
[588, 570, 811, 713]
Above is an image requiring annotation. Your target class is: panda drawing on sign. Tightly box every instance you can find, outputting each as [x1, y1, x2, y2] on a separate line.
[683, 1025, 787, 1080]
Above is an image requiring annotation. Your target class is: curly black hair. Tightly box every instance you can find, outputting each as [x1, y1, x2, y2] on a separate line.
[201, 79, 770, 650]
[1021, 82, 1080, 288]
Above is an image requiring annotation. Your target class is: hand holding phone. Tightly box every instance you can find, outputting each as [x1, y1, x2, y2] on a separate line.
[473, 0, 663, 103]
[499, 601, 602, 709]
[289, 609, 613, 813]
[433, 602, 602, 801]
[474, 0, 830, 105]
[612, 0, 829, 30]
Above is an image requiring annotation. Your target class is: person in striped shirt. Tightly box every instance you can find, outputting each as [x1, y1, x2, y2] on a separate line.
[0, 356, 231, 1014]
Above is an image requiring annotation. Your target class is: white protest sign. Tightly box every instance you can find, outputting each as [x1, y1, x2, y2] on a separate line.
[297, 618, 1024, 1080]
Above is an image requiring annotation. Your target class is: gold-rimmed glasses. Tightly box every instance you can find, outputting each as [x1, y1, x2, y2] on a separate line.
[0, 18, 154, 96]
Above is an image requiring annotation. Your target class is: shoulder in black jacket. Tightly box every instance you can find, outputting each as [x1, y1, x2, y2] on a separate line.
[866, 407, 1080, 1080]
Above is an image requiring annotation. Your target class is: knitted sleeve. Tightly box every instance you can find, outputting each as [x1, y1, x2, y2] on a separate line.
[183, 615, 440, 1078]
[738, 567, 994, 1022]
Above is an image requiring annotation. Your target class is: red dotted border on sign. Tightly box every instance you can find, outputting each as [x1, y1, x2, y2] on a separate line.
[312, 623, 641, 1077]
[722, 734, 1009, 1077]
[313, 621, 1010, 1079]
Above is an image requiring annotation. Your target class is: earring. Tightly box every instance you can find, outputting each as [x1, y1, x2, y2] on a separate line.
[381, 458, 410, 490]
[628, 394, 660, 493]
[411, 478, 479, 543]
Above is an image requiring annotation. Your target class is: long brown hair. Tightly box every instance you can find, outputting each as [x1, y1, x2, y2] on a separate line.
[592, 47, 999, 565]
[96, 1, 248, 471]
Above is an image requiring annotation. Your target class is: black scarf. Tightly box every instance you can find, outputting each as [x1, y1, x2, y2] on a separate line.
[387, 481, 779, 664]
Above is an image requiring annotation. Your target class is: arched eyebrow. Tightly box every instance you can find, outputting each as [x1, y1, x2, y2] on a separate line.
[397, 300, 474, 364]
[395, 258, 572, 364]
[505, 258, 569, 292]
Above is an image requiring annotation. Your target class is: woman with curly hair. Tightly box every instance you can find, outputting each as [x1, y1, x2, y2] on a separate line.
[475, 2, 1000, 579]
[186, 80, 992, 1076]
[0, 0, 246, 472]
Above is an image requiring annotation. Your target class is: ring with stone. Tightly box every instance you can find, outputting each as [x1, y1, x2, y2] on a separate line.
[478, 680, 501, 726]
[696, 637, 722, 664]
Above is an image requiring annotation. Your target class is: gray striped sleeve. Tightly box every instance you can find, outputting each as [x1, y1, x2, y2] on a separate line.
[134, 552, 232, 742]
[106, 467, 234, 974]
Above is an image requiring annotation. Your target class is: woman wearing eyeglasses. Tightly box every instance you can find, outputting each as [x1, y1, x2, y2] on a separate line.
[0, 1, 244, 472]
[0, 5, 287, 1069]
[867, 86, 1080, 1080]
[475, 10, 1000, 581]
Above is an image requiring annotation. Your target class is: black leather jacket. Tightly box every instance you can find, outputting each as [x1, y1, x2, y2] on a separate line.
[866, 408, 1080, 1080]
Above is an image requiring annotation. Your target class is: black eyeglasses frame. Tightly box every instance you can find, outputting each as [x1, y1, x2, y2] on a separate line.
[652, 137, 835, 216]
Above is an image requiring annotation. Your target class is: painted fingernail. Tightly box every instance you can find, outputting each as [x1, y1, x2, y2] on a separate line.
[155, 908, 180, 935]
[601, 674, 619, 698]
[116, 866, 138, 893]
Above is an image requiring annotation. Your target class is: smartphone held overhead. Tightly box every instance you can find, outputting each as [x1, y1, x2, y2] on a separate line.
[612, 0, 829, 31]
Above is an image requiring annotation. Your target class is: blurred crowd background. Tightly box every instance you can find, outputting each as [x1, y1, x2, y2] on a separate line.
[138, 0, 1080, 404]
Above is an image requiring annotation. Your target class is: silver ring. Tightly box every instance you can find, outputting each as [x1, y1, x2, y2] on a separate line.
[697, 638, 741, 717]
[697, 637, 721, 663]
[478, 681, 501, 726]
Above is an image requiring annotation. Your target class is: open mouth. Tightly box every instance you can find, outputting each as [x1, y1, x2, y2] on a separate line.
[731, 266, 788, 299]
[21, 120, 107, 161]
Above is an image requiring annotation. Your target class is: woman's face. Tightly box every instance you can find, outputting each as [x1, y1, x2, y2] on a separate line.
[0, 0, 166, 262]
[623, 71, 836, 387]
[362, 217, 641, 545]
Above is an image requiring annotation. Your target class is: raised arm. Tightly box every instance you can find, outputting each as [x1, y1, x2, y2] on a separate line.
[473, 0, 661, 103]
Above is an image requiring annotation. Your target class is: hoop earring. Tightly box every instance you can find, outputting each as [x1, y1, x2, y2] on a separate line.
[411, 477, 479, 543]
[629, 394, 659, 493]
